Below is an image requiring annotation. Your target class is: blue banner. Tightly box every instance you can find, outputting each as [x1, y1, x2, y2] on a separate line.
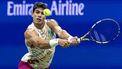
[0, 0, 122, 69]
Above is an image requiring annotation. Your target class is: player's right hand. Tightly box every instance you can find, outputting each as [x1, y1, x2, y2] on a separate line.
[68, 36, 80, 46]
[58, 39, 70, 48]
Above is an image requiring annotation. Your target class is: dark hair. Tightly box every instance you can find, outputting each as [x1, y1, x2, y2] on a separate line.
[33, 2, 47, 13]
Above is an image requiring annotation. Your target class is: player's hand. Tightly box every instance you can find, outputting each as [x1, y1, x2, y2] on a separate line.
[58, 39, 70, 48]
[68, 36, 80, 46]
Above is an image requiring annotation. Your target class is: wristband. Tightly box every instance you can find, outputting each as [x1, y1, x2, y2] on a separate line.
[49, 38, 59, 47]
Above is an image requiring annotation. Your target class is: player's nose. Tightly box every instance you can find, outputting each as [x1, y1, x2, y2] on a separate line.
[38, 14, 42, 18]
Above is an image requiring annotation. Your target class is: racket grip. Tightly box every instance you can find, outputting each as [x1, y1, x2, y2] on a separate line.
[80, 37, 89, 41]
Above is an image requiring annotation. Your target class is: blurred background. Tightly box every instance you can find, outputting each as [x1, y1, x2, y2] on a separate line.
[0, 0, 122, 69]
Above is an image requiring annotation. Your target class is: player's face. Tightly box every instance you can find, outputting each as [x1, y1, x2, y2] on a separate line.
[32, 8, 46, 25]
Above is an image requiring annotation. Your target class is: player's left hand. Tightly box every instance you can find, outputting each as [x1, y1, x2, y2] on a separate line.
[68, 36, 80, 46]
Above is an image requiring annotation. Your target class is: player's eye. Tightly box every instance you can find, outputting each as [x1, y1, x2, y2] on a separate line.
[35, 10, 40, 14]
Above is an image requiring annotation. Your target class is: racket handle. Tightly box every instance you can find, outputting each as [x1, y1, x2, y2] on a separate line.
[80, 37, 90, 41]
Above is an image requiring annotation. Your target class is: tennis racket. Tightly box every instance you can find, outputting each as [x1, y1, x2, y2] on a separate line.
[79, 18, 120, 44]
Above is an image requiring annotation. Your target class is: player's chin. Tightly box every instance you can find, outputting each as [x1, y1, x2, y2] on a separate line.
[37, 20, 42, 23]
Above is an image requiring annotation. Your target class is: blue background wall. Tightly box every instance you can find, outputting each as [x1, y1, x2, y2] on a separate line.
[0, 0, 122, 69]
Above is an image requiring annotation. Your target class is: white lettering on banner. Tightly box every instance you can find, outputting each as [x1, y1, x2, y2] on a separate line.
[7, 0, 84, 16]
[7, 1, 33, 16]
[51, 0, 84, 16]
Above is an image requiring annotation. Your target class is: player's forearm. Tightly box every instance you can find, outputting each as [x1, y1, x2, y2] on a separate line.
[37, 40, 52, 49]
[25, 30, 57, 49]
[26, 39, 51, 49]
[33, 38, 59, 49]
[57, 30, 72, 39]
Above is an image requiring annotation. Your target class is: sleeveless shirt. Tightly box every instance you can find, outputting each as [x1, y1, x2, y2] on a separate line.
[21, 20, 56, 69]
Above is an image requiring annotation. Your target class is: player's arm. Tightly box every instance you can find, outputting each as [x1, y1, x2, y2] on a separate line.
[24, 28, 70, 49]
[24, 29, 51, 49]
[47, 19, 80, 45]
[47, 19, 71, 39]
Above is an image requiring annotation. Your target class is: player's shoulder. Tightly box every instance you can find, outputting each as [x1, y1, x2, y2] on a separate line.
[25, 23, 35, 32]
[46, 19, 57, 23]
[25, 27, 34, 33]
[47, 19, 59, 26]
[46, 19, 59, 29]
[24, 28, 36, 39]
[27, 23, 34, 29]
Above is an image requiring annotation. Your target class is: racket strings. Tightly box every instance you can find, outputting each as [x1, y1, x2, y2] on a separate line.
[90, 19, 120, 43]
[92, 30, 107, 42]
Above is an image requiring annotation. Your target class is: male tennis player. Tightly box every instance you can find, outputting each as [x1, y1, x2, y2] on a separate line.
[18, 2, 80, 69]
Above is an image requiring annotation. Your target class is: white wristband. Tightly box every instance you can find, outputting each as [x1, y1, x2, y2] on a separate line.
[49, 38, 59, 48]
[68, 36, 73, 43]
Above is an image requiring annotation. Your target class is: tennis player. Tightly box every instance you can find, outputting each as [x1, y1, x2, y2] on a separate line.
[18, 2, 80, 69]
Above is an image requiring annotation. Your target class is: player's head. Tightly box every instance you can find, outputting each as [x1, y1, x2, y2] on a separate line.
[32, 2, 47, 13]
[32, 2, 47, 25]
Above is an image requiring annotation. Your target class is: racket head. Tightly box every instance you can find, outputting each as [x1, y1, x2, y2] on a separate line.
[88, 18, 120, 44]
